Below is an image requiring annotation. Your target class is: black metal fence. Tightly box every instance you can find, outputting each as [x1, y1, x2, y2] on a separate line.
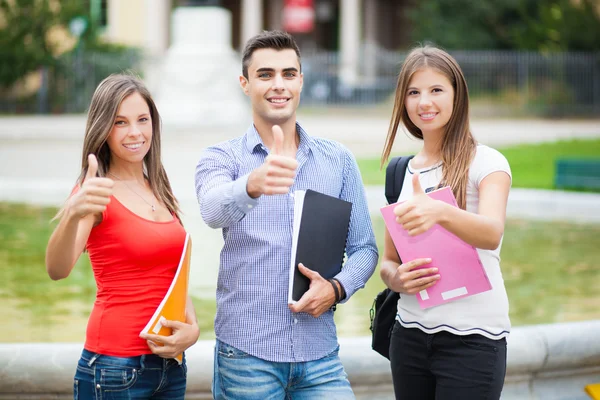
[2, 49, 599, 117]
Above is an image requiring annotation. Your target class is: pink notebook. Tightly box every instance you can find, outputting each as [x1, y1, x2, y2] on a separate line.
[380, 186, 491, 309]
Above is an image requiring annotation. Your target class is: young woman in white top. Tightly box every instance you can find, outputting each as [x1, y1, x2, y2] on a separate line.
[380, 46, 512, 399]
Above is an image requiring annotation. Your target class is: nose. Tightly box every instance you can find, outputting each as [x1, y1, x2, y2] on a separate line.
[272, 74, 285, 91]
[419, 94, 432, 109]
[128, 124, 142, 136]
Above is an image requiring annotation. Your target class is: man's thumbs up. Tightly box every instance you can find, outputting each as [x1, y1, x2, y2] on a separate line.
[271, 125, 284, 156]
[85, 154, 98, 181]
[412, 172, 425, 195]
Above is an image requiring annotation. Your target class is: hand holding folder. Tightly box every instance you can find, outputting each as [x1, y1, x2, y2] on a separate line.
[287, 190, 352, 305]
[139, 234, 192, 364]
[381, 185, 491, 309]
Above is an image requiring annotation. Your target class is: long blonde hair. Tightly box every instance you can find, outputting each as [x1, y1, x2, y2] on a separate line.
[381, 46, 476, 209]
[68, 74, 181, 220]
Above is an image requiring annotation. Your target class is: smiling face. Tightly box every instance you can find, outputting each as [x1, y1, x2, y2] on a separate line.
[240, 48, 303, 126]
[106, 92, 152, 166]
[404, 67, 455, 139]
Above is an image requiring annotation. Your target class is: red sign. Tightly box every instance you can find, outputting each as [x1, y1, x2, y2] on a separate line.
[283, 0, 315, 33]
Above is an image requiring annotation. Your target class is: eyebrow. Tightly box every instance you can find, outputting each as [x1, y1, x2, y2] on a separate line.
[407, 84, 446, 90]
[255, 67, 299, 74]
[115, 113, 149, 119]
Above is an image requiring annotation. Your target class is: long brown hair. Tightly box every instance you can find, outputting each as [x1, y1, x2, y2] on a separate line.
[70, 74, 181, 220]
[381, 45, 476, 209]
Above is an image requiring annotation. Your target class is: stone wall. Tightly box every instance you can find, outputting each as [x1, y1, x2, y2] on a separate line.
[1, 320, 599, 399]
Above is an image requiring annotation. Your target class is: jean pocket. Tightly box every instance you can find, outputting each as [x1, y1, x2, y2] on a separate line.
[217, 342, 250, 359]
[97, 365, 138, 391]
[458, 334, 501, 352]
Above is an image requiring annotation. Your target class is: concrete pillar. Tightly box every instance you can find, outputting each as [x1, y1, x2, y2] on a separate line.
[339, 0, 361, 86]
[363, 0, 377, 83]
[241, 0, 263, 49]
[145, 0, 171, 57]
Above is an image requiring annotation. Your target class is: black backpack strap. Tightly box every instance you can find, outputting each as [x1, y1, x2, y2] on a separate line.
[385, 155, 415, 204]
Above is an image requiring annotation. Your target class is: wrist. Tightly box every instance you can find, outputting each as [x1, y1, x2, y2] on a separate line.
[246, 171, 262, 198]
[436, 200, 452, 228]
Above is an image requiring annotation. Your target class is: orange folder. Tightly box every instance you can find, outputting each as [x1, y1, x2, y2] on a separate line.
[140, 233, 191, 364]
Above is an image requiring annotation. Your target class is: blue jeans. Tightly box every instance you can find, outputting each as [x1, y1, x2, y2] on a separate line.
[74, 349, 187, 400]
[212, 340, 355, 400]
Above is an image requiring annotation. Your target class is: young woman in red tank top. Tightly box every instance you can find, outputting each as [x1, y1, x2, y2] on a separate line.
[46, 74, 200, 400]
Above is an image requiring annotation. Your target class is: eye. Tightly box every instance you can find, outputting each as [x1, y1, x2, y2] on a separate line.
[139, 117, 149, 123]
[258, 72, 271, 79]
[284, 71, 296, 78]
[408, 90, 419, 96]
[114, 120, 126, 126]
[432, 88, 443, 93]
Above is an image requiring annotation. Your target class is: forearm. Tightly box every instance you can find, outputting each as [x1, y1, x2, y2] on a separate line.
[380, 259, 399, 289]
[199, 174, 258, 228]
[45, 210, 85, 280]
[334, 244, 379, 302]
[185, 296, 199, 326]
[438, 202, 504, 250]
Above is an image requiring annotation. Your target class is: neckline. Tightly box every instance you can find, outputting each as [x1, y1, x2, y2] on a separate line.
[110, 195, 176, 224]
[408, 159, 443, 174]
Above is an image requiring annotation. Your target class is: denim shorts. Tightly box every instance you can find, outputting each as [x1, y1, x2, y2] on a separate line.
[73, 348, 187, 400]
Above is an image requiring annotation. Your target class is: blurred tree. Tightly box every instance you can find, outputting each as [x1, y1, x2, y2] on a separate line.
[408, 0, 600, 51]
[0, 0, 110, 88]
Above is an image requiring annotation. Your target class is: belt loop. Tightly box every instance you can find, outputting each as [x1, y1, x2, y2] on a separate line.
[140, 354, 146, 372]
[87, 353, 100, 367]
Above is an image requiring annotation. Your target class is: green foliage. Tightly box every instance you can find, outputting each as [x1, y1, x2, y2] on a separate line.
[0, 0, 86, 87]
[0, 0, 141, 101]
[408, 0, 600, 51]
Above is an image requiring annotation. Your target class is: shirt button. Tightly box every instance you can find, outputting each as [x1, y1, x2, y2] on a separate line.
[247, 204, 253, 209]
[294, 318, 298, 324]
[289, 192, 294, 198]
[96, 384, 101, 389]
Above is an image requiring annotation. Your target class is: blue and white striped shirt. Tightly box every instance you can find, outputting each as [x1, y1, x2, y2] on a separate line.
[194, 122, 378, 362]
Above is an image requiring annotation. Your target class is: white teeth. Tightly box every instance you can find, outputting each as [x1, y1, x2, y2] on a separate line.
[269, 98, 288, 103]
[124, 143, 142, 149]
[421, 113, 436, 118]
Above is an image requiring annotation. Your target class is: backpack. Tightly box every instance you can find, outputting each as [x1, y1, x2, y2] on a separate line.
[369, 155, 414, 360]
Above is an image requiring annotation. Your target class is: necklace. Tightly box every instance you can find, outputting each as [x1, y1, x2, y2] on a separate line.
[108, 172, 156, 212]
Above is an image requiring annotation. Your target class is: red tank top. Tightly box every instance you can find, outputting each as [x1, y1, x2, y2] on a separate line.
[84, 196, 187, 356]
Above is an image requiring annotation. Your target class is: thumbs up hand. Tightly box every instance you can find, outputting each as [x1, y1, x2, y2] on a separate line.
[68, 154, 114, 219]
[247, 125, 298, 198]
[393, 173, 442, 236]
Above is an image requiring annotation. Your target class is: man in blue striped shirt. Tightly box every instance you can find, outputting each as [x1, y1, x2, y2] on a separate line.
[195, 30, 378, 400]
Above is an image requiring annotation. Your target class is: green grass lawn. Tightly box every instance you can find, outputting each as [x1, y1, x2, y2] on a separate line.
[1, 202, 599, 341]
[357, 138, 600, 189]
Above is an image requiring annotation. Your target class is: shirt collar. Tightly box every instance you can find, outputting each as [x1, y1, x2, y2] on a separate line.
[244, 121, 313, 155]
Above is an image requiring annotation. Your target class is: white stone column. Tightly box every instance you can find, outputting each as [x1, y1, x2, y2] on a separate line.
[339, 0, 361, 86]
[145, 0, 171, 57]
[144, 0, 171, 92]
[241, 0, 263, 49]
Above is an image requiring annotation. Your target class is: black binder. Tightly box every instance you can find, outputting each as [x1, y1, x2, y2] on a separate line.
[288, 189, 352, 303]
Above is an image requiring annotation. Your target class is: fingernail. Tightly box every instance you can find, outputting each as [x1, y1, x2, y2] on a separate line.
[432, 268, 438, 273]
